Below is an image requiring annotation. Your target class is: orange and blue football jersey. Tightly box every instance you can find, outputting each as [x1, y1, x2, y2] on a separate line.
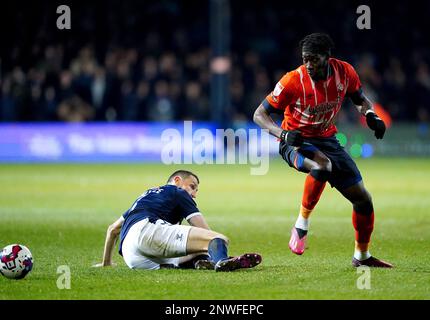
[264, 58, 361, 138]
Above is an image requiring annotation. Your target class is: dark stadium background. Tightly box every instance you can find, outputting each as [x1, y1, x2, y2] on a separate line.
[2, 0, 429, 126]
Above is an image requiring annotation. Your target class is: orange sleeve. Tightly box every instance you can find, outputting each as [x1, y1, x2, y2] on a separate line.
[344, 62, 362, 94]
[265, 71, 300, 111]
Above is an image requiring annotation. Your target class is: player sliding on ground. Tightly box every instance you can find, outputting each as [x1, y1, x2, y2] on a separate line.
[253, 33, 393, 268]
[93, 170, 262, 271]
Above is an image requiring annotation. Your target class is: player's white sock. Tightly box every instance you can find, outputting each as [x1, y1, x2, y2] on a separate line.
[354, 250, 371, 261]
[295, 214, 309, 231]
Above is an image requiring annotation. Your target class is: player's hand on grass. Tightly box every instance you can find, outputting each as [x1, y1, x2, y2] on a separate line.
[92, 262, 117, 268]
[281, 130, 304, 147]
[92, 263, 104, 268]
[366, 112, 386, 139]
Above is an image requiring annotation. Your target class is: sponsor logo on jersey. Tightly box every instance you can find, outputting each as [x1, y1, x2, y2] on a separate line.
[308, 102, 337, 115]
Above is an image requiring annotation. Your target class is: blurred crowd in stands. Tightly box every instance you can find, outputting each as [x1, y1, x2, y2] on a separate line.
[1, 1, 429, 124]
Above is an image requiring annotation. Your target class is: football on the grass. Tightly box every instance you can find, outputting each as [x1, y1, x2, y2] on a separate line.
[0, 244, 33, 280]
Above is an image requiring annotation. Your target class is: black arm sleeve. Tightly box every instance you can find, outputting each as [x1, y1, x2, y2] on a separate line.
[262, 99, 284, 115]
[348, 88, 365, 105]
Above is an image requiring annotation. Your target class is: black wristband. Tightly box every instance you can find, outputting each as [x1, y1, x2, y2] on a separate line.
[366, 110, 376, 119]
[280, 130, 288, 141]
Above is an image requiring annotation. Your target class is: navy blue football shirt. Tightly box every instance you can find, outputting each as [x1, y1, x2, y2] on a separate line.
[118, 184, 200, 255]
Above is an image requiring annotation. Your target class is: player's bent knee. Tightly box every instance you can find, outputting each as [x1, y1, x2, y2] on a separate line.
[353, 199, 374, 215]
[309, 160, 331, 180]
[316, 158, 332, 172]
[217, 234, 229, 244]
[208, 232, 229, 244]
[309, 159, 332, 175]
[355, 189, 373, 207]
[187, 228, 229, 251]
[310, 168, 331, 181]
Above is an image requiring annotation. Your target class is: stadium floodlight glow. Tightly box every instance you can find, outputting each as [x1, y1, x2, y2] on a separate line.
[335, 132, 347, 147]
[210, 57, 231, 74]
[350, 143, 363, 158]
[352, 133, 365, 145]
[361, 143, 374, 158]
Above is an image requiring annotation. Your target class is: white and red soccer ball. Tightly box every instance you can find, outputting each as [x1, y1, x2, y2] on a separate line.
[0, 244, 33, 280]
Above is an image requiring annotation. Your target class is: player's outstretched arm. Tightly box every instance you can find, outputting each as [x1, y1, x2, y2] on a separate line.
[349, 89, 386, 139]
[349, 88, 374, 115]
[93, 216, 124, 267]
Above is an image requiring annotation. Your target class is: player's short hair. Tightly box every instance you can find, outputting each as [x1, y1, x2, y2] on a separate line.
[167, 170, 200, 184]
[299, 33, 335, 56]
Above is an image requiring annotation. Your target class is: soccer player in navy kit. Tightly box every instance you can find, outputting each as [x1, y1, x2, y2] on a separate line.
[94, 170, 262, 271]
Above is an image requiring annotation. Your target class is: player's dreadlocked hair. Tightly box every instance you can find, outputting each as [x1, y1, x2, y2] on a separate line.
[167, 170, 200, 184]
[299, 33, 335, 56]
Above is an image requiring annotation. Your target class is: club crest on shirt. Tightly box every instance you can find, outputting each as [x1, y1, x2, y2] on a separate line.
[271, 82, 284, 102]
[273, 82, 284, 96]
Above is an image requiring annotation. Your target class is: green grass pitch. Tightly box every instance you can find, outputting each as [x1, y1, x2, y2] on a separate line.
[1, 158, 429, 299]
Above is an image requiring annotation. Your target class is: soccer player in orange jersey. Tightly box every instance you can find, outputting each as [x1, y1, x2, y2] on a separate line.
[253, 33, 393, 267]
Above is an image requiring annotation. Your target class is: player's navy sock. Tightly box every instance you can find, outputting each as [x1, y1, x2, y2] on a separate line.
[208, 238, 228, 263]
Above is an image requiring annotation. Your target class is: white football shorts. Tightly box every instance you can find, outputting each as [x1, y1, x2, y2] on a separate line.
[121, 218, 193, 270]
